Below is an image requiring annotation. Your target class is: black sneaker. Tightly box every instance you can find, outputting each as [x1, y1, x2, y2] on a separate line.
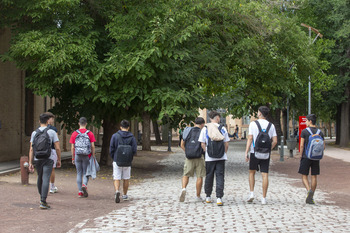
[40, 201, 51, 209]
[115, 191, 120, 203]
[306, 190, 314, 204]
[82, 185, 88, 198]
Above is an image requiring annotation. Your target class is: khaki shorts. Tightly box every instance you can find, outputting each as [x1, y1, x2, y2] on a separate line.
[183, 157, 206, 177]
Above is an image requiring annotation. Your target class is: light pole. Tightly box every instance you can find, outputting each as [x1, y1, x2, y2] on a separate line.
[301, 23, 323, 114]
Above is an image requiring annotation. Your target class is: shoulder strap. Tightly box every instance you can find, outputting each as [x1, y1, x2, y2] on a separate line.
[85, 130, 90, 134]
[306, 127, 313, 135]
[255, 121, 262, 132]
[266, 122, 272, 133]
[76, 129, 81, 134]
[316, 129, 321, 135]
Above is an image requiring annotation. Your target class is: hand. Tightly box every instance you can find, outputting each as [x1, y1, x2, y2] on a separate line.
[72, 160, 75, 165]
[245, 153, 250, 162]
[29, 164, 34, 173]
[56, 160, 61, 168]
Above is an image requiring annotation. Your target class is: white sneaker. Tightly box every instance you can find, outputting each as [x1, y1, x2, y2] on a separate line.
[217, 198, 223, 206]
[179, 189, 186, 202]
[261, 197, 267, 205]
[247, 193, 254, 203]
[205, 197, 212, 203]
[122, 195, 129, 201]
[195, 196, 203, 202]
[50, 186, 58, 193]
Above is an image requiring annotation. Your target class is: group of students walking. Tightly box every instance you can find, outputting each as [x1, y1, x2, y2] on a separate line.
[179, 106, 325, 206]
[28, 113, 137, 209]
[28, 106, 324, 209]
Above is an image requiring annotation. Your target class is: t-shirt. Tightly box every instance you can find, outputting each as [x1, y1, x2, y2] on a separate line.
[300, 127, 324, 158]
[30, 126, 59, 160]
[248, 119, 277, 154]
[182, 127, 193, 141]
[198, 123, 230, 162]
[69, 129, 96, 157]
[48, 124, 58, 149]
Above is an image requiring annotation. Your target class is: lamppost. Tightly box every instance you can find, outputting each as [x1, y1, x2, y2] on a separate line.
[301, 23, 323, 114]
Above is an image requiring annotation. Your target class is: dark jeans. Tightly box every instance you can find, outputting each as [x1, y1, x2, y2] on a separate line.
[34, 159, 54, 202]
[205, 160, 225, 198]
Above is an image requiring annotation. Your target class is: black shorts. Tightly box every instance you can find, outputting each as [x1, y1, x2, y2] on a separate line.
[298, 157, 320, 175]
[249, 153, 270, 173]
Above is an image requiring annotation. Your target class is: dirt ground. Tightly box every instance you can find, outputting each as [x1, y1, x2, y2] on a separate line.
[270, 151, 350, 210]
[0, 150, 169, 233]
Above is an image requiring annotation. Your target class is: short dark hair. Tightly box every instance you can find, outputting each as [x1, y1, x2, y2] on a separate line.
[79, 117, 87, 126]
[258, 106, 270, 118]
[39, 113, 50, 124]
[209, 111, 221, 120]
[306, 114, 317, 125]
[120, 119, 130, 129]
[195, 117, 205, 125]
[44, 112, 55, 119]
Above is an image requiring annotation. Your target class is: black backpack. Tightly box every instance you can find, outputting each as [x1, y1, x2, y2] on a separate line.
[254, 121, 272, 158]
[33, 128, 51, 159]
[115, 133, 134, 167]
[207, 125, 225, 158]
[184, 127, 203, 159]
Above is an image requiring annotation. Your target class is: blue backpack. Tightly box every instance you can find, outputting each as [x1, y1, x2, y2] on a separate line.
[305, 128, 324, 160]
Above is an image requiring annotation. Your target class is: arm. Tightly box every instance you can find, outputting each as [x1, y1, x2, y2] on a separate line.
[54, 141, 61, 168]
[224, 141, 229, 153]
[201, 142, 206, 152]
[28, 143, 34, 173]
[71, 144, 75, 165]
[245, 135, 253, 162]
[91, 142, 95, 157]
[271, 136, 277, 150]
[110, 135, 116, 158]
[180, 140, 186, 152]
[300, 137, 305, 158]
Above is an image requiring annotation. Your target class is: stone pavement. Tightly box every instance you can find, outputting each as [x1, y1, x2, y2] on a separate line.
[68, 141, 350, 233]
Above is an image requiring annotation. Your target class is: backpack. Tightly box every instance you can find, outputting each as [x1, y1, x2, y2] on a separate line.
[207, 125, 225, 158]
[254, 121, 272, 160]
[74, 130, 91, 156]
[33, 128, 52, 159]
[184, 127, 203, 159]
[115, 133, 134, 167]
[305, 128, 324, 160]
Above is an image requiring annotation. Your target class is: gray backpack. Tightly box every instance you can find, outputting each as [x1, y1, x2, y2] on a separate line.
[75, 130, 91, 155]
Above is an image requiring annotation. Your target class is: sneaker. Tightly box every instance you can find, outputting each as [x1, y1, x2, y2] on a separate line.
[247, 193, 254, 203]
[205, 197, 212, 203]
[122, 195, 129, 201]
[78, 191, 84, 198]
[50, 186, 58, 193]
[179, 188, 186, 202]
[217, 198, 223, 206]
[261, 197, 267, 205]
[40, 201, 50, 209]
[195, 196, 203, 202]
[82, 184, 88, 198]
[115, 191, 120, 203]
[306, 190, 314, 204]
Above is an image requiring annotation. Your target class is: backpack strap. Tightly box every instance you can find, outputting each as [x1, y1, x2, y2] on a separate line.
[255, 121, 262, 132]
[255, 121, 271, 133]
[76, 129, 82, 134]
[306, 127, 313, 135]
[218, 124, 224, 135]
[116, 133, 133, 145]
[265, 122, 272, 133]
[316, 129, 321, 135]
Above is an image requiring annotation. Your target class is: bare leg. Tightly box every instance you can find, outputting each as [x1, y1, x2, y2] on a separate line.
[196, 177, 203, 197]
[261, 172, 269, 198]
[311, 175, 317, 192]
[123, 179, 129, 195]
[249, 170, 256, 192]
[114, 180, 121, 192]
[50, 168, 55, 183]
[302, 175, 310, 191]
[182, 176, 189, 189]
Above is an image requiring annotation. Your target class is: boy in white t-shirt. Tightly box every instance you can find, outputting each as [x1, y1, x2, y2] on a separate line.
[244, 106, 277, 205]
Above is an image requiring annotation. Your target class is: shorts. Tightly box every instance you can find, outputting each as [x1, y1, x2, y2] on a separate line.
[183, 157, 206, 177]
[51, 149, 57, 168]
[113, 162, 131, 180]
[298, 157, 320, 175]
[249, 153, 270, 173]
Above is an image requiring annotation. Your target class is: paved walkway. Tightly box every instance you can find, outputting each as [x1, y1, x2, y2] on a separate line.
[68, 141, 350, 233]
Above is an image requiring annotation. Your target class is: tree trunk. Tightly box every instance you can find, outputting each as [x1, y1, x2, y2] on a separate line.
[328, 122, 332, 139]
[100, 118, 119, 165]
[142, 112, 151, 151]
[268, 108, 282, 145]
[339, 84, 350, 147]
[153, 120, 162, 145]
[336, 105, 341, 145]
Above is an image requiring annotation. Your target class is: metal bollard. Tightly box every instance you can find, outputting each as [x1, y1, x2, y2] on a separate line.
[20, 155, 30, 185]
[280, 136, 284, 161]
[168, 130, 172, 152]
